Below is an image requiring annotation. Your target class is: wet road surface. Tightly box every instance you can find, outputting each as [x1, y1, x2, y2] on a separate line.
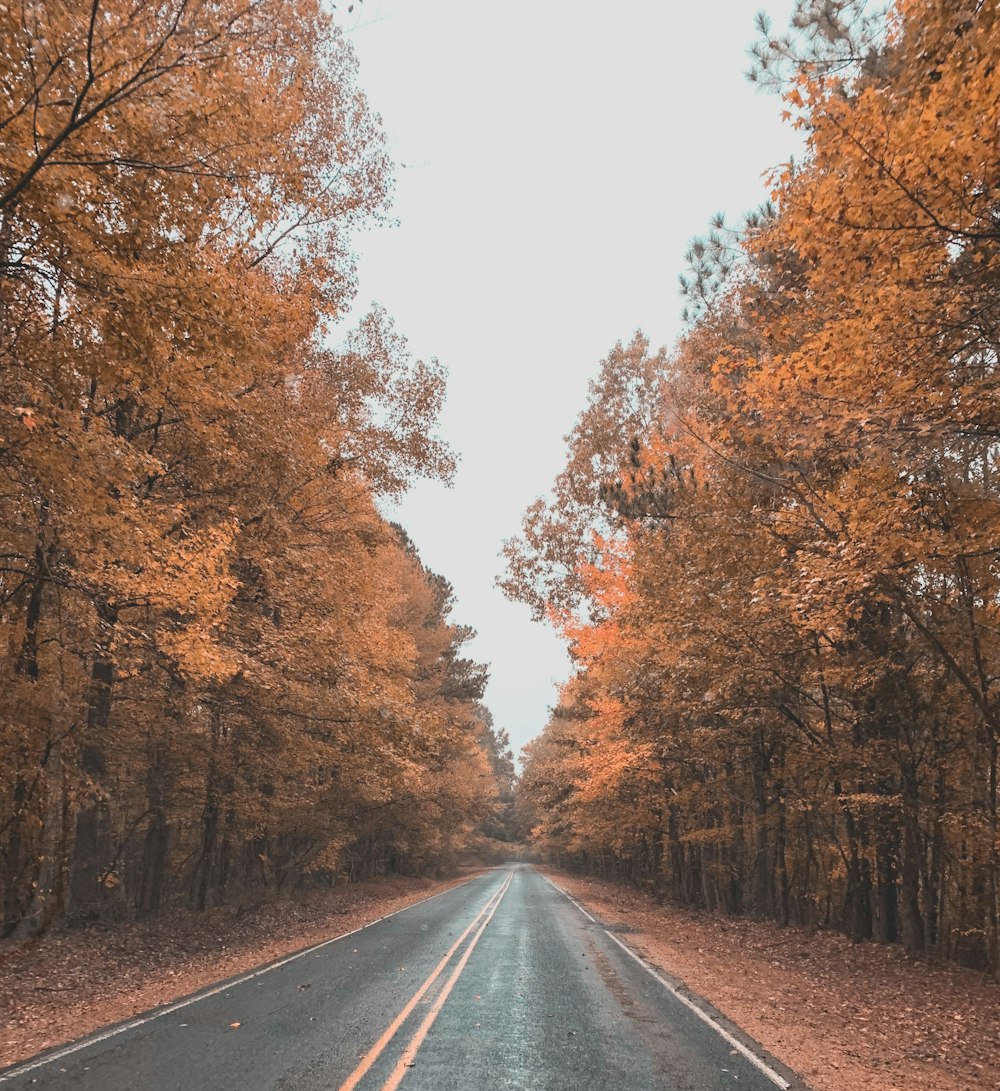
[1, 866, 803, 1090]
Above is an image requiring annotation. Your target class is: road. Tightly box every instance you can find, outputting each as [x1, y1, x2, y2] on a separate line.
[1, 866, 803, 1090]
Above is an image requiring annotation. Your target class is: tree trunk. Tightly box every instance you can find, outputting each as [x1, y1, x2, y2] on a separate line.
[68, 599, 118, 922]
[191, 706, 222, 911]
[898, 764, 925, 955]
[136, 681, 181, 915]
[137, 746, 171, 916]
[874, 814, 899, 944]
[13, 738, 72, 938]
[774, 784, 790, 927]
[844, 811, 873, 943]
[2, 772, 30, 936]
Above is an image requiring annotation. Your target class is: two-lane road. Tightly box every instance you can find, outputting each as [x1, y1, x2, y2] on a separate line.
[1, 866, 803, 1090]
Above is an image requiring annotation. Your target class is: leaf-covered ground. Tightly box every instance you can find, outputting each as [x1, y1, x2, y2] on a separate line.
[0, 870, 481, 1069]
[543, 869, 1000, 1091]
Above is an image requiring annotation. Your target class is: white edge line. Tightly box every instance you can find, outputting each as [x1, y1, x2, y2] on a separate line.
[533, 870, 596, 922]
[535, 869, 790, 1091]
[0, 870, 498, 1083]
[603, 932, 790, 1090]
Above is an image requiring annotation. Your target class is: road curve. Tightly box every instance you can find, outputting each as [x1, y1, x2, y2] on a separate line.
[1, 865, 803, 1090]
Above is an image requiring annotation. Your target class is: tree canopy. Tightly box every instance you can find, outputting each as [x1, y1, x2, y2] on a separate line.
[510, 0, 1000, 977]
[0, 0, 507, 935]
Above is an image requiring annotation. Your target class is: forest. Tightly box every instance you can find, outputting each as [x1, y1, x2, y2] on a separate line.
[0, 0, 515, 938]
[507, 0, 1000, 978]
[4, 0, 999, 998]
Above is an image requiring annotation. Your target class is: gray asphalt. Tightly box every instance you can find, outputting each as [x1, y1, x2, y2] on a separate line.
[1, 866, 804, 1090]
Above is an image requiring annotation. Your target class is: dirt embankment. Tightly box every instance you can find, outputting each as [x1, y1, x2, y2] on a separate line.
[540, 868, 1000, 1091]
[0, 870, 481, 1069]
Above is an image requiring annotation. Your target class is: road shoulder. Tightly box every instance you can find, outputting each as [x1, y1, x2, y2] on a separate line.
[537, 867, 1000, 1091]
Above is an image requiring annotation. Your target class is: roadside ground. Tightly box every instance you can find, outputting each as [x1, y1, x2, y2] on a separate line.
[0, 869, 483, 1068]
[540, 868, 1000, 1091]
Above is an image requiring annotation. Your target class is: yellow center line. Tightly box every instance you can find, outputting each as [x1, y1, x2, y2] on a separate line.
[336, 871, 513, 1091]
[379, 872, 512, 1090]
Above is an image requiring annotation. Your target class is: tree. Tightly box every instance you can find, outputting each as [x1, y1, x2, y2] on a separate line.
[512, 0, 1000, 975]
[0, 1, 494, 935]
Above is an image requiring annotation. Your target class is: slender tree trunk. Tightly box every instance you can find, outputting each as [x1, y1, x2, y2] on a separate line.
[5, 509, 55, 935]
[14, 514, 50, 681]
[667, 803, 684, 901]
[987, 727, 999, 976]
[2, 771, 29, 936]
[774, 781, 790, 927]
[751, 761, 772, 918]
[68, 599, 118, 922]
[925, 763, 946, 952]
[137, 763, 170, 914]
[874, 812, 899, 944]
[899, 766, 925, 954]
[13, 739, 72, 938]
[844, 811, 873, 942]
[192, 706, 222, 911]
[136, 678, 183, 914]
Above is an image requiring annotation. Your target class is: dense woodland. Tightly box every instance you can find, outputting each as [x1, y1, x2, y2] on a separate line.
[0, 1, 515, 937]
[508, 0, 1000, 977]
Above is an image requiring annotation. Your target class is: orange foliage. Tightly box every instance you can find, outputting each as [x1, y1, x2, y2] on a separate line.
[511, 1, 1000, 976]
[0, 1, 500, 933]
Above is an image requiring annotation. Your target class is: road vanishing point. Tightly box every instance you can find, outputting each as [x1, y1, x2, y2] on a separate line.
[2, 866, 804, 1090]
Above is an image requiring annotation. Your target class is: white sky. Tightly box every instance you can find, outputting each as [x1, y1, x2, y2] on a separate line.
[338, 0, 799, 757]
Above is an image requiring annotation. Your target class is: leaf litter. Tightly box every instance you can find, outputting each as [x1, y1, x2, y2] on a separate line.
[0, 870, 480, 1068]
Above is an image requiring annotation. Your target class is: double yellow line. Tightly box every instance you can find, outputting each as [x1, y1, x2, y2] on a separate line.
[338, 870, 514, 1091]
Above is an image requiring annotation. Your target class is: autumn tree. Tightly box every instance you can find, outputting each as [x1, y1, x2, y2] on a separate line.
[511, 0, 1000, 976]
[0, 1, 494, 935]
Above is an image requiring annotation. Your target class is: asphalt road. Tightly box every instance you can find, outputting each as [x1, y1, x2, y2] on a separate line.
[2, 866, 803, 1090]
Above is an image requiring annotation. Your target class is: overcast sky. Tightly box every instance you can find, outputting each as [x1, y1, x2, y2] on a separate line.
[337, 0, 799, 757]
